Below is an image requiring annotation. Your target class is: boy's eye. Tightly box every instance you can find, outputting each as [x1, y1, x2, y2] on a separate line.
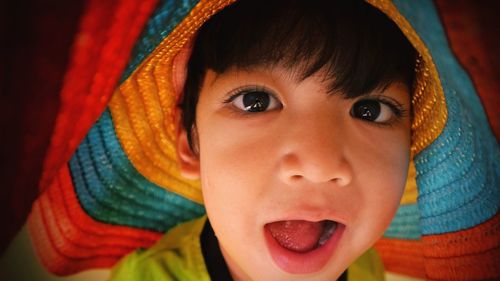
[350, 99, 400, 123]
[230, 91, 281, 113]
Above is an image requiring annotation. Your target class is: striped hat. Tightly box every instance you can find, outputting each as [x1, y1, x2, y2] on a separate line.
[28, 0, 499, 279]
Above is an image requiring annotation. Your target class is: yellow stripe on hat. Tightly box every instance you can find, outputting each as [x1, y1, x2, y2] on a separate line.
[367, 0, 448, 155]
[109, 0, 236, 204]
[401, 161, 418, 205]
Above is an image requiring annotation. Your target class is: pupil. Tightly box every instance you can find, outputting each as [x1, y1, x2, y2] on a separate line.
[243, 92, 270, 112]
[353, 100, 380, 121]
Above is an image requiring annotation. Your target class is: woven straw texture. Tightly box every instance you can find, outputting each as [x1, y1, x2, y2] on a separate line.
[27, 0, 499, 279]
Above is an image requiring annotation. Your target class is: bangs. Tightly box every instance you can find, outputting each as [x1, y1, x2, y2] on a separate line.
[192, 0, 417, 98]
[181, 0, 417, 150]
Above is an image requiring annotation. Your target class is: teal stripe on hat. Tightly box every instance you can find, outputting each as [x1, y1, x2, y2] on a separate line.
[69, 110, 205, 232]
[120, 0, 200, 83]
[384, 204, 421, 240]
[394, 0, 500, 235]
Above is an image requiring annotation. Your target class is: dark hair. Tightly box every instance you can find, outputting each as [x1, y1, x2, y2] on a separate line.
[180, 0, 416, 150]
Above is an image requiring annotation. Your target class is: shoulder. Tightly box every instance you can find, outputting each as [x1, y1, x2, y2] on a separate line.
[108, 216, 210, 281]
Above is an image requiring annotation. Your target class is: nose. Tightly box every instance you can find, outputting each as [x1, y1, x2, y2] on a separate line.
[277, 111, 353, 186]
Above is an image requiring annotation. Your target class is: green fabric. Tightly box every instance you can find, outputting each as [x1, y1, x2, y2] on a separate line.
[349, 248, 386, 281]
[109, 216, 385, 281]
[109, 216, 210, 281]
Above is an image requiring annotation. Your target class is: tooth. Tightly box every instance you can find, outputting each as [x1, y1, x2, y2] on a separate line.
[318, 221, 337, 246]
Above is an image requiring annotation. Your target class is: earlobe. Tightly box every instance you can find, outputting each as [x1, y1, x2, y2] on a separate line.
[175, 107, 200, 180]
[176, 113, 200, 180]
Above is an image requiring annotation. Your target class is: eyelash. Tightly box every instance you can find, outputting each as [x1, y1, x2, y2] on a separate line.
[222, 87, 408, 124]
[223, 86, 274, 102]
[373, 96, 407, 118]
[222, 86, 281, 113]
[355, 95, 408, 126]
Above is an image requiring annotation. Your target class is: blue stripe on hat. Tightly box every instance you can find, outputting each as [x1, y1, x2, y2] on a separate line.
[384, 204, 421, 240]
[394, 0, 500, 235]
[69, 110, 205, 232]
[120, 0, 200, 82]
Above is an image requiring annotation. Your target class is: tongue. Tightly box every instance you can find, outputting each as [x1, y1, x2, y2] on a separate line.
[266, 220, 323, 253]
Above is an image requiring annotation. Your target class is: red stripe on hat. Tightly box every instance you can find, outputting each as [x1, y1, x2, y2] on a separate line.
[423, 211, 500, 280]
[28, 165, 162, 275]
[375, 238, 425, 278]
[38, 0, 158, 193]
[375, 211, 500, 279]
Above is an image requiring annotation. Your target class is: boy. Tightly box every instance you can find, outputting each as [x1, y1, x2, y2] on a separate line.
[111, 0, 416, 280]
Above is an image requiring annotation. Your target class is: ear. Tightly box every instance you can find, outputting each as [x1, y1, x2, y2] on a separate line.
[175, 111, 200, 180]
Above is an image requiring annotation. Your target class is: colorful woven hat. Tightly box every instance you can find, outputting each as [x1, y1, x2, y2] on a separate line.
[27, 0, 499, 279]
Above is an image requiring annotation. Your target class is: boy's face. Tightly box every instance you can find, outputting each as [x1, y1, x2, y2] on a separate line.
[178, 65, 411, 280]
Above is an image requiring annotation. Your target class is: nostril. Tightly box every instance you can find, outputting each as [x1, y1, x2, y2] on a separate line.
[330, 175, 350, 187]
[279, 153, 352, 185]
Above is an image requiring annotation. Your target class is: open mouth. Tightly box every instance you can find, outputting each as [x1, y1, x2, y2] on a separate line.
[265, 220, 337, 253]
[263, 219, 344, 274]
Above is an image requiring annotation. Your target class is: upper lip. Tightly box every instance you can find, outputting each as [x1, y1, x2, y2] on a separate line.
[264, 206, 348, 226]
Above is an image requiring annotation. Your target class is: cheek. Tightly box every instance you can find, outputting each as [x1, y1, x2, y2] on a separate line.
[195, 118, 278, 274]
[347, 124, 410, 243]
[351, 120, 411, 190]
[196, 117, 276, 223]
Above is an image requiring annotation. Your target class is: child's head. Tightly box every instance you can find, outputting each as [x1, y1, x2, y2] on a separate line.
[176, 0, 416, 279]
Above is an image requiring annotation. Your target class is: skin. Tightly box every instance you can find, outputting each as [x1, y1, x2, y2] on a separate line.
[177, 65, 411, 280]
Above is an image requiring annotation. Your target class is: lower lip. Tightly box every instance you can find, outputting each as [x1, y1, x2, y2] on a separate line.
[264, 222, 345, 274]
